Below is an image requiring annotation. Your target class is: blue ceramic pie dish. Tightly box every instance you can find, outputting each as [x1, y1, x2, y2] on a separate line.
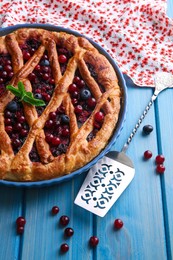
[0, 23, 127, 187]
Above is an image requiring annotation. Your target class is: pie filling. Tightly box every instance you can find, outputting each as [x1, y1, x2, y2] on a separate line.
[2, 38, 105, 161]
[0, 53, 14, 96]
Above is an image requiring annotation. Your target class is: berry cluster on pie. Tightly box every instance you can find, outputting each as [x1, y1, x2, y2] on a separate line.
[0, 27, 121, 182]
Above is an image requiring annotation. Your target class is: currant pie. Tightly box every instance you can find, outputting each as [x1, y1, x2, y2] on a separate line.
[0, 27, 122, 182]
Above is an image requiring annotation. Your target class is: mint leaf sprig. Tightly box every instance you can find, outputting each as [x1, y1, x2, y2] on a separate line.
[6, 82, 45, 106]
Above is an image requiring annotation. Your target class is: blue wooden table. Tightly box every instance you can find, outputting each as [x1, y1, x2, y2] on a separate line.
[0, 73, 173, 260]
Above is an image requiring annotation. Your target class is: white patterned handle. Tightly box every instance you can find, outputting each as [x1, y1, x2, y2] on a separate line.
[122, 72, 173, 153]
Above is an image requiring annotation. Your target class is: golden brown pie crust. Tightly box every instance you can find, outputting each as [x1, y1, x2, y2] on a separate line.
[0, 28, 121, 182]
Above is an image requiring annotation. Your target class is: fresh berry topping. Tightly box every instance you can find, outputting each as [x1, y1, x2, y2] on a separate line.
[155, 154, 165, 164]
[51, 137, 61, 146]
[16, 216, 26, 227]
[143, 125, 153, 135]
[60, 243, 69, 253]
[89, 236, 99, 247]
[114, 218, 124, 229]
[58, 54, 67, 63]
[35, 64, 41, 71]
[20, 129, 28, 137]
[45, 133, 54, 143]
[45, 119, 54, 129]
[6, 101, 18, 112]
[23, 51, 31, 61]
[62, 128, 70, 137]
[40, 59, 50, 66]
[5, 125, 13, 134]
[42, 73, 49, 81]
[64, 227, 74, 237]
[87, 97, 96, 108]
[73, 76, 81, 85]
[12, 139, 21, 148]
[61, 115, 70, 124]
[4, 118, 11, 125]
[59, 215, 70, 226]
[95, 111, 104, 122]
[144, 150, 152, 159]
[156, 164, 165, 174]
[51, 206, 59, 215]
[80, 89, 91, 100]
[34, 93, 43, 99]
[68, 83, 77, 93]
[49, 111, 56, 120]
[75, 105, 83, 114]
[77, 79, 85, 88]
[28, 72, 36, 82]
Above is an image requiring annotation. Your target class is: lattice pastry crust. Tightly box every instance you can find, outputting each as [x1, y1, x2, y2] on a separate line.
[0, 28, 121, 181]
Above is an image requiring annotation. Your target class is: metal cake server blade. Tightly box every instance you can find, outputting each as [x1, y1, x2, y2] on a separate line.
[74, 72, 173, 217]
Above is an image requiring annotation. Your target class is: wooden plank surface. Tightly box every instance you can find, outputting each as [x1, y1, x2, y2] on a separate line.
[0, 77, 172, 260]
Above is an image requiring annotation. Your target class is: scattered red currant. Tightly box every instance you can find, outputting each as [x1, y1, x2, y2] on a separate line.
[156, 164, 165, 174]
[60, 243, 69, 253]
[144, 150, 152, 159]
[114, 218, 124, 229]
[16, 216, 26, 227]
[89, 236, 99, 247]
[59, 215, 70, 226]
[17, 226, 24, 235]
[16, 216, 26, 235]
[155, 154, 165, 164]
[51, 206, 59, 215]
[64, 227, 74, 237]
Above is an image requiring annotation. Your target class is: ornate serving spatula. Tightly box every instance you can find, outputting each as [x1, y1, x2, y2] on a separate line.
[75, 72, 173, 217]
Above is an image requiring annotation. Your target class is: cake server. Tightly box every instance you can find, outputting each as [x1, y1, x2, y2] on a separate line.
[75, 72, 173, 217]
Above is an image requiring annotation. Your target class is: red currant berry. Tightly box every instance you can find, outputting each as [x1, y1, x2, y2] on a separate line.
[144, 150, 152, 159]
[62, 128, 70, 137]
[51, 137, 61, 146]
[49, 112, 56, 120]
[87, 97, 96, 108]
[68, 83, 77, 93]
[156, 164, 165, 174]
[16, 216, 26, 227]
[74, 105, 83, 114]
[51, 206, 59, 215]
[60, 243, 69, 253]
[58, 55, 67, 63]
[114, 218, 123, 229]
[5, 125, 13, 134]
[64, 227, 74, 237]
[89, 236, 99, 247]
[95, 111, 104, 123]
[20, 129, 28, 137]
[155, 154, 165, 164]
[17, 226, 24, 235]
[23, 51, 31, 61]
[59, 215, 70, 226]
[73, 76, 81, 85]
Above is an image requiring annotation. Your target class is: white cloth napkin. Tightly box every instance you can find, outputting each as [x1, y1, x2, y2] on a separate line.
[0, 0, 173, 86]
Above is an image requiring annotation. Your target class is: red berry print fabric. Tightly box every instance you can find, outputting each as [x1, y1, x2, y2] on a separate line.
[0, 0, 172, 87]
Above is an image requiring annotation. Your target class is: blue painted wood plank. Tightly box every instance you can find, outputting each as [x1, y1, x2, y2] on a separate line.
[95, 86, 167, 259]
[0, 186, 23, 260]
[154, 88, 173, 260]
[20, 178, 93, 260]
